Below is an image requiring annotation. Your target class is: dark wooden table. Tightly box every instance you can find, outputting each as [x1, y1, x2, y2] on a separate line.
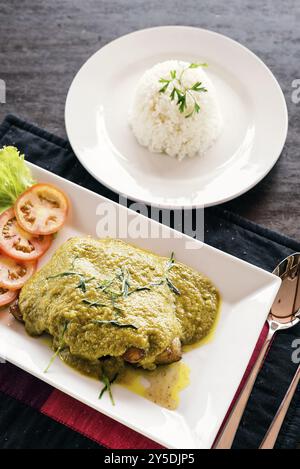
[0, 0, 299, 238]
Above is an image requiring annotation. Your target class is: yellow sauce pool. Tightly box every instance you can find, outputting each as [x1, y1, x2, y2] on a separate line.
[118, 361, 190, 410]
[119, 302, 221, 409]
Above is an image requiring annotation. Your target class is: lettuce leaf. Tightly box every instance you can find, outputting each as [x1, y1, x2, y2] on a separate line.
[0, 146, 35, 214]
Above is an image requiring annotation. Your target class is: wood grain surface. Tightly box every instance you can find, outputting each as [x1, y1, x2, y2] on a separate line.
[0, 0, 299, 239]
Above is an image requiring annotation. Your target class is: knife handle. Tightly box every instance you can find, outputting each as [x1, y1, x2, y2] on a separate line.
[259, 365, 300, 449]
[214, 330, 274, 449]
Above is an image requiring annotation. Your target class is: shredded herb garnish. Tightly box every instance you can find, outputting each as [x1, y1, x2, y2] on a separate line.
[159, 63, 208, 118]
[165, 252, 181, 295]
[166, 251, 175, 271]
[76, 277, 86, 292]
[99, 372, 118, 405]
[71, 255, 79, 269]
[149, 279, 165, 287]
[44, 322, 68, 373]
[82, 299, 108, 308]
[166, 277, 181, 295]
[109, 292, 124, 314]
[97, 277, 116, 292]
[117, 267, 130, 298]
[46, 271, 80, 280]
[92, 319, 138, 330]
[76, 276, 95, 293]
[47, 271, 95, 293]
[119, 253, 181, 296]
[128, 286, 151, 295]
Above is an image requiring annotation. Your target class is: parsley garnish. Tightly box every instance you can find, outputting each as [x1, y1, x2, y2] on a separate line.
[159, 62, 208, 118]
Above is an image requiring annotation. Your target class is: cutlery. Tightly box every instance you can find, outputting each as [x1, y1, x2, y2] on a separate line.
[214, 253, 300, 449]
[259, 364, 300, 449]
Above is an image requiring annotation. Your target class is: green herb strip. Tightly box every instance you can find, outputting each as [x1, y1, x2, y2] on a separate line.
[166, 277, 181, 295]
[166, 251, 175, 271]
[92, 319, 138, 330]
[127, 286, 151, 295]
[47, 271, 80, 279]
[99, 372, 118, 405]
[44, 322, 68, 373]
[47, 271, 95, 293]
[97, 277, 116, 292]
[117, 267, 130, 298]
[149, 279, 165, 287]
[76, 276, 95, 293]
[82, 299, 109, 308]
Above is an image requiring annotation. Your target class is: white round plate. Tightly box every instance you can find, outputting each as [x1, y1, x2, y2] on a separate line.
[65, 26, 288, 209]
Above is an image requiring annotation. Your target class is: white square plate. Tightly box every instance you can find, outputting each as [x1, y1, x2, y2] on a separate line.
[0, 163, 281, 448]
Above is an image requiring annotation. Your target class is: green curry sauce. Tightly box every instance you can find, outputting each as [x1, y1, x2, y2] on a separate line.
[19, 237, 220, 407]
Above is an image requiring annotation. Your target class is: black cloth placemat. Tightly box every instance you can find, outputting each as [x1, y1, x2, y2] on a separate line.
[0, 114, 299, 449]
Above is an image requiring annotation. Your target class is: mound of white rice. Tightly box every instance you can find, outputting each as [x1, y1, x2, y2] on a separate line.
[129, 60, 223, 160]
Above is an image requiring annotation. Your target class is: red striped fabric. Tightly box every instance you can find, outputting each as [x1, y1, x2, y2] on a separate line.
[41, 390, 162, 449]
[0, 362, 52, 408]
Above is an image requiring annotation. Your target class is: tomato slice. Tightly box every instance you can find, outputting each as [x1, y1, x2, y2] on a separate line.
[0, 254, 36, 290]
[0, 287, 18, 308]
[15, 183, 69, 235]
[0, 208, 52, 261]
